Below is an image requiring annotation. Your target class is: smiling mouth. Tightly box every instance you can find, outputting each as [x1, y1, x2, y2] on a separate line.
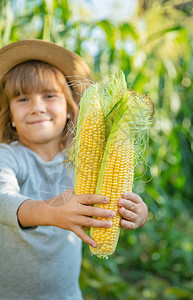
[28, 120, 51, 125]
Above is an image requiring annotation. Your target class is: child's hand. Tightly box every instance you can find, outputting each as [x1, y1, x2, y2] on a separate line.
[45, 189, 116, 248]
[117, 191, 148, 230]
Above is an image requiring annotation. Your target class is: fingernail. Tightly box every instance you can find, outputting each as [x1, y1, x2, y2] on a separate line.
[121, 220, 126, 226]
[118, 199, 124, 205]
[108, 210, 116, 217]
[91, 242, 97, 248]
[112, 211, 116, 217]
[106, 221, 112, 228]
[104, 197, 110, 203]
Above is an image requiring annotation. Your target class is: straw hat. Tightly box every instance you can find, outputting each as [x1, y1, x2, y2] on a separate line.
[0, 39, 93, 103]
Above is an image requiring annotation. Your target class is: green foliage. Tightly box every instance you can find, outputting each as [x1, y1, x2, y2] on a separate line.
[0, 0, 193, 299]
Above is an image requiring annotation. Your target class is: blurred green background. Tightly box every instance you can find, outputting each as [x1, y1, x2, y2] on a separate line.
[1, 0, 193, 299]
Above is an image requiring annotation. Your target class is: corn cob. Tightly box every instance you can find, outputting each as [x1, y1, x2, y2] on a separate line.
[74, 85, 106, 195]
[70, 71, 153, 259]
[74, 71, 127, 194]
[89, 91, 153, 258]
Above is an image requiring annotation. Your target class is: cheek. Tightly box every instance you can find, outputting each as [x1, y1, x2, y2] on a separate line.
[10, 101, 28, 120]
[51, 102, 67, 118]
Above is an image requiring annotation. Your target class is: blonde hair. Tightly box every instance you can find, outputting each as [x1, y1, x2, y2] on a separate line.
[0, 60, 79, 148]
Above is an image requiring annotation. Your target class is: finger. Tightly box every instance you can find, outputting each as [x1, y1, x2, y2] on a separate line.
[78, 194, 110, 205]
[120, 219, 138, 231]
[119, 207, 137, 222]
[81, 205, 116, 218]
[77, 215, 113, 229]
[74, 226, 97, 247]
[121, 191, 142, 204]
[117, 198, 138, 213]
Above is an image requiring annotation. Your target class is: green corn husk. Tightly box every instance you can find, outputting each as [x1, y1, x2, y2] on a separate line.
[98, 70, 127, 137]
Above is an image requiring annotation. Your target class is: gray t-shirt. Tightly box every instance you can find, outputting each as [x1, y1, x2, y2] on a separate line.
[0, 142, 83, 300]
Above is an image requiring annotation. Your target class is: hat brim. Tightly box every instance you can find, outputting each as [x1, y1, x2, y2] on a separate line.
[0, 39, 93, 103]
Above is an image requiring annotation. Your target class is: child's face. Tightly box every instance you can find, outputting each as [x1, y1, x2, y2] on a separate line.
[10, 81, 67, 150]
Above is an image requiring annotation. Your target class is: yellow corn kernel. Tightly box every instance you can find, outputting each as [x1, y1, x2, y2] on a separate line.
[75, 97, 106, 195]
[90, 131, 134, 259]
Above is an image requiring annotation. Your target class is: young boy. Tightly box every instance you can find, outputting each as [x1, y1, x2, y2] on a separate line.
[0, 39, 148, 299]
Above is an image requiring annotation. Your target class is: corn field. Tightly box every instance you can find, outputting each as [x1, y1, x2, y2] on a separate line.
[0, 0, 193, 299]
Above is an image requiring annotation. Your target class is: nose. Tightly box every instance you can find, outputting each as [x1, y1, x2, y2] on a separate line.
[30, 95, 46, 114]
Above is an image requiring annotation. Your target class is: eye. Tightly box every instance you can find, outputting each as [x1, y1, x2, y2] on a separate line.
[45, 94, 55, 99]
[17, 97, 28, 102]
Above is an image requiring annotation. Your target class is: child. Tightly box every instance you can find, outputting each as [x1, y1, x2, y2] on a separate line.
[0, 39, 148, 300]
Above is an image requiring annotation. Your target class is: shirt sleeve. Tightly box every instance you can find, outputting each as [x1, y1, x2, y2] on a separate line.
[0, 143, 31, 229]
